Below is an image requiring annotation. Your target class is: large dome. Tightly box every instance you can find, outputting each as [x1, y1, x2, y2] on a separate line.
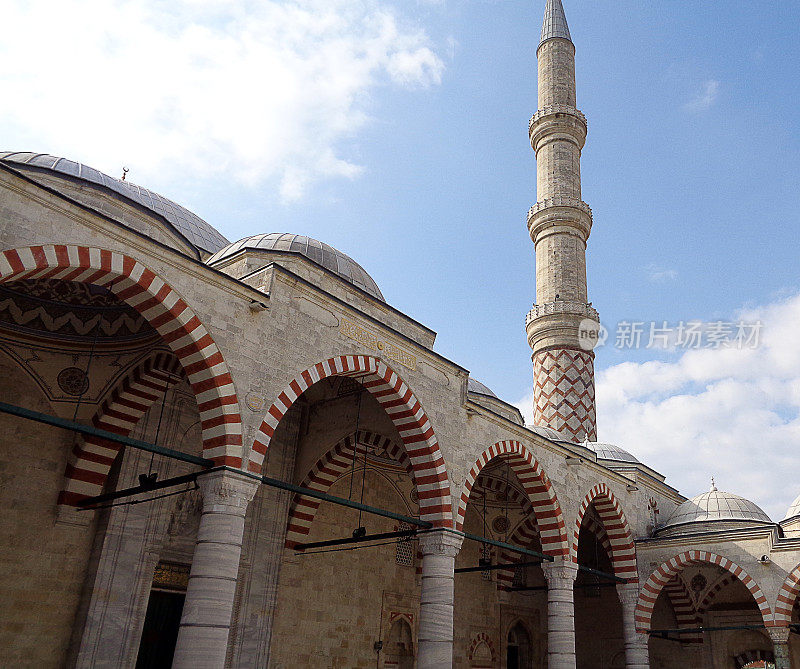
[0, 152, 229, 255]
[785, 493, 800, 521]
[659, 483, 772, 534]
[207, 233, 384, 301]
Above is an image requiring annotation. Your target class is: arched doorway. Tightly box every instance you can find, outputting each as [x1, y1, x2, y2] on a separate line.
[507, 620, 533, 669]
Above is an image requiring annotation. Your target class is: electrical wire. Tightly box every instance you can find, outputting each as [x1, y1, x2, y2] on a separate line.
[78, 481, 198, 511]
[294, 536, 416, 556]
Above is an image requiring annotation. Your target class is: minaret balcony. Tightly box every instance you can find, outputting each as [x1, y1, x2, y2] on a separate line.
[527, 197, 592, 244]
[526, 300, 599, 328]
[529, 105, 587, 151]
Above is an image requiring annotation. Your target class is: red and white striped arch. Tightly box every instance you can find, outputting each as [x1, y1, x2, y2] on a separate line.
[663, 576, 702, 644]
[285, 430, 413, 548]
[252, 355, 452, 528]
[572, 483, 637, 581]
[457, 441, 568, 558]
[635, 551, 774, 632]
[697, 573, 734, 614]
[495, 509, 614, 590]
[774, 562, 800, 626]
[0, 245, 243, 466]
[58, 352, 183, 506]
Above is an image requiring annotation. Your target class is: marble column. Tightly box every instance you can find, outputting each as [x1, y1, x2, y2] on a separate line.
[172, 470, 259, 669]
[542, 559, 579, 669]
[767, 626, 792, 669]
[616, 582, 650, 669]
[418, 530, 463, 668]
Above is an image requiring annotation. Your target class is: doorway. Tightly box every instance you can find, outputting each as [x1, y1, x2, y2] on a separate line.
[507, 621, 532, 669]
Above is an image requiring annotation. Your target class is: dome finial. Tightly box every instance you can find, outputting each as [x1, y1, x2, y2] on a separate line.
[710, 477, 717, 492]
[540, 0, 572, 46]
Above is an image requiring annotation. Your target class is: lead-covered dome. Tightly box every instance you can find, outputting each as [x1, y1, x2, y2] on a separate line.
[657, 483, 772, 536]
[0, 152, 229, 255]
[785, 493, 800, 521]
[467, 378, 497, 398]
[588, 442, 640, 464]
[207, 233, 384, 301]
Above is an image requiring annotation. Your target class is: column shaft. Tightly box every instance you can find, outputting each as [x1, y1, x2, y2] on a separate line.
[418, 531, 462, 668]
[617, 583, 650, 669]
[542, 560, 578, 669]
[172, 470, 258, 669]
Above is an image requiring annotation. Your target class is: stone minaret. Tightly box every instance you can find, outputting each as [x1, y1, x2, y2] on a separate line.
[526, 0, 598, 442]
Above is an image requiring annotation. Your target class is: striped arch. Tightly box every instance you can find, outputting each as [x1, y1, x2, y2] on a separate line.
[774, 562, 800, 625]
[285, 430, 413, 548]
[572, 483, 637, 581]
[496, 516, 543, 589]
[697, 573, 734, 614]
[496, 507, 615, 590]
[635, 551, 774, 632]
[458, 440, 568, 558]
[0, 245, 242, 465]
[663, 575, 702, 644]
[252, 355, 452, 527]
[58, 352, 183, 506]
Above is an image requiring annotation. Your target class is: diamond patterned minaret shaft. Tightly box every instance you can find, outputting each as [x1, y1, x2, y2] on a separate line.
[527, 0, 598, 442]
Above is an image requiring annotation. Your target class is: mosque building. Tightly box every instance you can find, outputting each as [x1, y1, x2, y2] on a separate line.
[0, 1, 798, 668]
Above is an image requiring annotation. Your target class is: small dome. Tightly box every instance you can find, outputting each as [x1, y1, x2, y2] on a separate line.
[0, 152, 229, 255]
[532, 425, 571, 441]
[588, 442, 640, 464]
[784, 493, 800, 521]
[467, 377, 497, 398]
[661, 484, 772, 532]
[207, 233, 384, 301]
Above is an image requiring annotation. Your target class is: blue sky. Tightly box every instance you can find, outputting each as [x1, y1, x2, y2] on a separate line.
[2, 0, 799, 518]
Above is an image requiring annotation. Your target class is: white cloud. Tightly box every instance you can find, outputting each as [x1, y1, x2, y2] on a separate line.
[646, 263, 678, 283]
[684, 79, 720, 112]
[0, 0, 445, 202]
[515, 293, 800, 520]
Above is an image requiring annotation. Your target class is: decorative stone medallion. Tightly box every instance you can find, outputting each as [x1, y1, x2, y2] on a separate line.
[57, 366, 89, 396]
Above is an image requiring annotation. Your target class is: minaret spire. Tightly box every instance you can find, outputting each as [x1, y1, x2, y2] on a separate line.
[540, 0, 572, 45]
[527, 0, 599, 442]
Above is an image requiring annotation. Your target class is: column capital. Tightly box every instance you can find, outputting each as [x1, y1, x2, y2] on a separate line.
[198, 469, 259, 512]
[616, 582, 641, 607]
[542, 559, 579, 585]
[767, 625, 791, 645]
[418, 530, 463, 558]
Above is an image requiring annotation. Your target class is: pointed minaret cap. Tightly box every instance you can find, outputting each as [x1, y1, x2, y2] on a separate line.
[540, 0, 572, 46]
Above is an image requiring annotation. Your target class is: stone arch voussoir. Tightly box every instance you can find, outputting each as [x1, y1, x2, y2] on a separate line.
[572, 482, 637, 581]
[635, 551, 774, 632]
[0, 245, 243, 467]
[252, 355, 452, 527]
[774, 562, 800, 626]
[458, 440, 568, 558]
[284, 429, 413, 548]
[58, 352, 183, 506]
